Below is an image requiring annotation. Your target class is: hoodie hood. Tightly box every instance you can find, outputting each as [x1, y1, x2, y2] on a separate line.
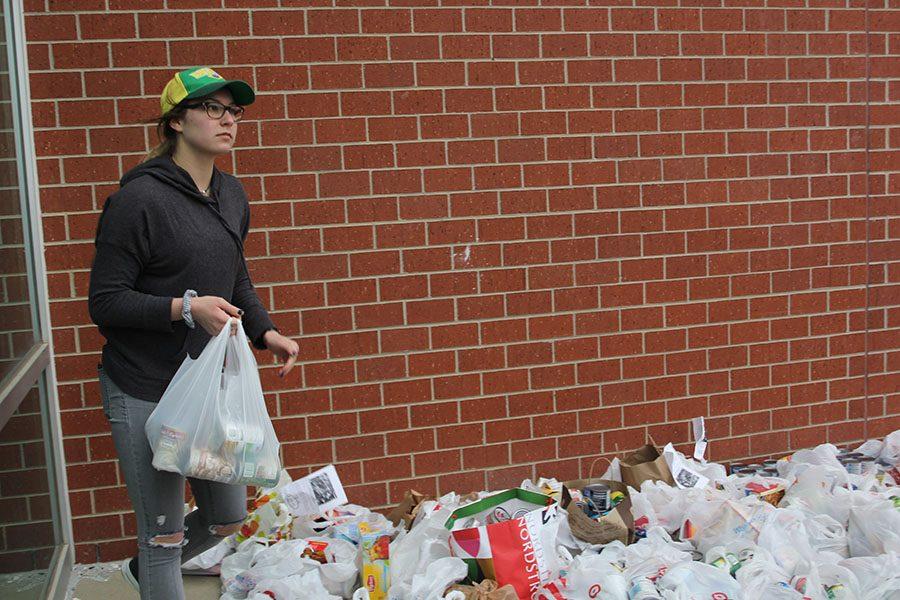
[115, 155, 244, 252]
[120, 155, 222, 203]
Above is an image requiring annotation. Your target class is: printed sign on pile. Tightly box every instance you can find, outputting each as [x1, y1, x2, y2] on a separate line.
[281, 464, 347, 517]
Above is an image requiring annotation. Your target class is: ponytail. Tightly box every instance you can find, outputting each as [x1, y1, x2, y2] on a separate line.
[142, 90, 189, 163]
[143, 117, 178, 162]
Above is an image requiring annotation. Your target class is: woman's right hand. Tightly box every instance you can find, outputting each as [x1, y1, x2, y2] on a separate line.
[190, 296, 242, 336]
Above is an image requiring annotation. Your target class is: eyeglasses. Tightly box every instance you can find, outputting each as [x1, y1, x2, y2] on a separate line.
[184, 100, 245, 122]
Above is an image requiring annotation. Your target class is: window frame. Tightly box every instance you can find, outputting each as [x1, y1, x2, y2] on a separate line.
[0, 0, 74, 596]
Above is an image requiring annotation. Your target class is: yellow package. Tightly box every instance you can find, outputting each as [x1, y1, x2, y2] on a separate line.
[359, 522, 390, 600]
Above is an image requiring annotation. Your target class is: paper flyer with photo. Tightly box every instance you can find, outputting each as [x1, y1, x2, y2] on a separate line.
[671, 454, 710, 489]
[663, 442, 710, 490]
[281, 464, 348, 517]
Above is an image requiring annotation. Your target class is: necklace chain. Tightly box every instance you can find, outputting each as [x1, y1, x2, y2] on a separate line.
[170, 156, 212, 196]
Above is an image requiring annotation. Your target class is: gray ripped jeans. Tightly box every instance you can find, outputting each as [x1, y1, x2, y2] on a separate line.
[99, 366, 247, 600]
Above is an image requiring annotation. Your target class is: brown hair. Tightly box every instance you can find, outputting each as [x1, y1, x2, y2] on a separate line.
[142, 103, 190, 162]
[142, 83, 200, 162]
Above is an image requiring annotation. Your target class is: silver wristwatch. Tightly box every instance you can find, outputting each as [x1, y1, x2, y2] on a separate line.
[182, 289, 198, 329]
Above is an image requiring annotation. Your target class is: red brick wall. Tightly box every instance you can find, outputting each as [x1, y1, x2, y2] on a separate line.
[24, 0, 899, 563]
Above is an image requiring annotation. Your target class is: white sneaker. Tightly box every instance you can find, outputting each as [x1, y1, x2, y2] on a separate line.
[121, 558, 139, 592]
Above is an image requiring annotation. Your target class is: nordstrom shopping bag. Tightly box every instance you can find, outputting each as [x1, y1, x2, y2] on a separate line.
[145, 318, 280, 487]
[620, 444, 674, 490]
[446, 489, 561, 599]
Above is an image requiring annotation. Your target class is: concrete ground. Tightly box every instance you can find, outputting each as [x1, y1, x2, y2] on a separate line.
[66, 565, 220, 600]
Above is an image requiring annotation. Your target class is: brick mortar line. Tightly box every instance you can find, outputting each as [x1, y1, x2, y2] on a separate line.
[41, 219, 896, 241]
[25, 10, 896, 19]
[34, 107, 897, 123]
[49, 276, 900, 304]
[46, 332, 897, 363]
[41, 177, 893, 195]
[49, 332, 898, 366]
[52, 121, 892, 133]
[42, 269, 897, 293]
[58, 415, 895, 470]
[40, 272, 900, 304]
[30, 142, 898, 161]
[43, 222, 896, 239]
[56, 385, 895, 433]
[35, 158, 896, 177]
[45, 279, 900, 313]
[46, 143, 890, 157]
[29, 40, 889, 49]
[32, 175, 897, 193]
[34, 216, 900, 234]
[29, 66, 891, 79]
[55, 307, 900, 327]
[33, 44, 891, 55]
[27, 17, 892, 24]
[53, 343, 895, 401]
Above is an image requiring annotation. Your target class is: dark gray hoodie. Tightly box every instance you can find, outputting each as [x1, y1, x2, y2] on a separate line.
[89, 155, 276, 402]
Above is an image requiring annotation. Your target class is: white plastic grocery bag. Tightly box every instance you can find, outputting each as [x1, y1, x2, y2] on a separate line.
[145, 318, 280, 487]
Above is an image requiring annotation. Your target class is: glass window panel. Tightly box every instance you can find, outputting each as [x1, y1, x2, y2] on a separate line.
[0, 0, 36, 388]
[0, 379, 59, 598]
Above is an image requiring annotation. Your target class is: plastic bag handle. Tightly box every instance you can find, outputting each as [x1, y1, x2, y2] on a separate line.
[222, 317, 249, 341]
[212, 317, 236, 343]
[219, 317, 252, 397]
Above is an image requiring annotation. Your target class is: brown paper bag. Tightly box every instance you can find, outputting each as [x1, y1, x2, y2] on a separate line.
[446, 579, 519, 600]
[387, 489, 429, 530]
[560, 484, 631, 545]
[619, 444, 674, 489]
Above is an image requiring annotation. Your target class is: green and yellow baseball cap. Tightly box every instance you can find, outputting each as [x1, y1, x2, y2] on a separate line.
[160, 67, 255, 116]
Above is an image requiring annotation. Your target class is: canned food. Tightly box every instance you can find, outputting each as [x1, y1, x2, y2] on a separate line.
[746, 463, 764, 471]
[582, 484, 611, 512]
[188, 449, 236, 483]
[729, 462, 747, 474]
[761, 468, 780, 477]
[152, 425, 187, 472]
[628, 579, 662, 599]
[763, 459, 778, 468]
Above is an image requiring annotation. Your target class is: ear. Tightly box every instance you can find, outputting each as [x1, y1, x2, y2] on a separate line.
[168, 115, 184, 134]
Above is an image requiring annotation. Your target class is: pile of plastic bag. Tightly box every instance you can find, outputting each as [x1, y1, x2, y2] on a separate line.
[188, 429, 900, 600]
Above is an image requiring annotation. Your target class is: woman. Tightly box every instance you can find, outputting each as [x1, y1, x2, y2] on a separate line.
[88, 67, 299, 600]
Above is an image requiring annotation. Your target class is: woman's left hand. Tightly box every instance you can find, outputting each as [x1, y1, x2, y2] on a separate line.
[263, 330, 299, 378]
